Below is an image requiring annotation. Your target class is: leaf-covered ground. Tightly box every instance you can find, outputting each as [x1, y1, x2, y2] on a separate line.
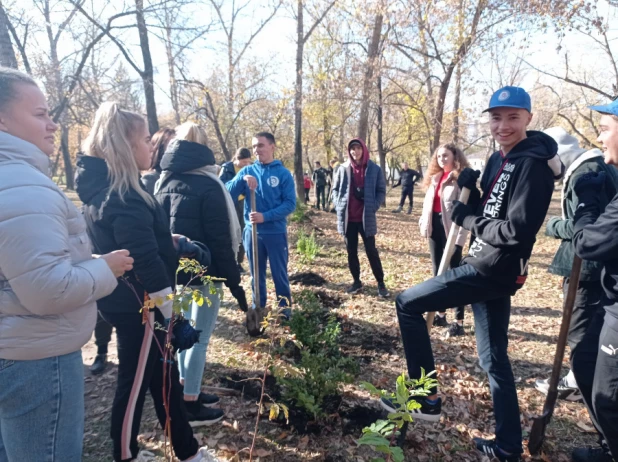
[81, 188, 597, 461]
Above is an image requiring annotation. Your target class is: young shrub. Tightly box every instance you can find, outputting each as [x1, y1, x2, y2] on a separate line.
[296, 229, 320, 263]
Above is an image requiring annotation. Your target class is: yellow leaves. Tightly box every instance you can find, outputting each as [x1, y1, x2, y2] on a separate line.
[268, 402, 289, 423]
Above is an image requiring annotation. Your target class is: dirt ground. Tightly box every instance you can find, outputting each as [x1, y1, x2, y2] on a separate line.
[80, 188, 597, 461]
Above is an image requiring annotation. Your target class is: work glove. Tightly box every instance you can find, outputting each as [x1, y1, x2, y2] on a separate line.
[451, 245, 463, 268]
[169, 316, 201, 353]
[456, 168, 481, 190]
[230, 285, 249, 312]
[574, 171, 606, 198]
[451, 200, 475, 227]
[177, 237, 211, 268]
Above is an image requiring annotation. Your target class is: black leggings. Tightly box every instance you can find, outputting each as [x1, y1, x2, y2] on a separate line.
[428, 212, 465, 321]
[345, 222, 384, 284]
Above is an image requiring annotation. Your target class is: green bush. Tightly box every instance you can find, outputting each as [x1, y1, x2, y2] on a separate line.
[296, 229, 320, 263]
[273, 291, 358, 419]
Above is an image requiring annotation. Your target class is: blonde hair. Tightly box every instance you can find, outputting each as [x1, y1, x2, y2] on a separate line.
[422, 143, 469, 189]
[175, 122, 208, 146]
[82, 102, 155, 207]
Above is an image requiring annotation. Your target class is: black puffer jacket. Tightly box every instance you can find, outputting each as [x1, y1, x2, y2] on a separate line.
[155, 140, 241, 289]
[75, 156, 178, 314]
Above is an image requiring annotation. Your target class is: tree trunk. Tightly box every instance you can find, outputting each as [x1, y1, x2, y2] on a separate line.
[377, 75, 387, 205]
[204, 90, 231, 161]
[60, 125, 74, 190]
[135, 0, 159, 134]
[164, 24, 181, 125]
[357, 13, 383, 141]
[0, 3, 17, 68]
[293, 0, 305, 200]
[452, 61, 462, 144]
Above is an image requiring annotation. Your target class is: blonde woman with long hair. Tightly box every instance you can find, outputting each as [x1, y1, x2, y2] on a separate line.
[75, 104, 215, 462]
[418, 143, 470, 336]
[156, 122, 245, 424]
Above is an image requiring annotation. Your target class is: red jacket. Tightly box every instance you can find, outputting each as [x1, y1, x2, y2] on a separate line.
[304, 177, 312, 189]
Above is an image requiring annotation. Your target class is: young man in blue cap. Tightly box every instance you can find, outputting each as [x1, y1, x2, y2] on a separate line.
[569, 99, 618, 462]
[383, 86, 564, 461]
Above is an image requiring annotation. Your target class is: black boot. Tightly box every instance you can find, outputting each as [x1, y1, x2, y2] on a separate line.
[90, 354, 107, 375]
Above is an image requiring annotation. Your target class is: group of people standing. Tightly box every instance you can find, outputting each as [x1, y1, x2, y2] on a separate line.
[2, 61, 618, 462]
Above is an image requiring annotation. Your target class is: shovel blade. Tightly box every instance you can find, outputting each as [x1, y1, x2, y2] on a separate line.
[528, 413, 550, 455]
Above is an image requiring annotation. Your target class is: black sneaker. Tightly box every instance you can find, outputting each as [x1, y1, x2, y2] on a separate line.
[572, 446, 615, 462]
[184, 401, 224, 427]
[447, 322, 465, 337]
[534, 376, 583, 402]
[473, 438, 521, 462]
[198, 393, 220, 407]
[380, 396, 441, 423]
[433, 314, 448, 327]
[377, 283, 390, 298]
[346, 280, 363, 294]
[406, 207, 412, 215]
[90, 354, 107, 376]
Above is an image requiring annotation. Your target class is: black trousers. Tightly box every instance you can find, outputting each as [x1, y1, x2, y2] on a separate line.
[566, 279, 604, 352]
[396, 264, 522, 454]
[571, 304, 618, 459]
[399, 185, 414, 208]
[94, 311, 113, 355]
[345, 222, 384, 284]
[304, 188, 310, 203]
[100, 309, 198, 462]
[316, 185, 326, 210]
[428, 212, 465, 320]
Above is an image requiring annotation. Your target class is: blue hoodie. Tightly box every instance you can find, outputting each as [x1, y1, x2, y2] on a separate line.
[226, 159, 296, 234]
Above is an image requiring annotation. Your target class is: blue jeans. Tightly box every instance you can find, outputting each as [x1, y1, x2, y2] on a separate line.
[0, 350, 84, 462]
[178, 282, 221, 397]
[243, 228, 291, 309]
[396, 264, 522, 454]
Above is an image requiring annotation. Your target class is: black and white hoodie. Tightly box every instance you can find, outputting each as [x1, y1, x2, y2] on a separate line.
[461, 131, 564, 291]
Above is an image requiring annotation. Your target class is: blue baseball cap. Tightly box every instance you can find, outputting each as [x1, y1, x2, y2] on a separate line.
[589, 99, 618, 116]
[483, 86, 531, 113]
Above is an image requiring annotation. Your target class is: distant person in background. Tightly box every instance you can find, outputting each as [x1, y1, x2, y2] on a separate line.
[392, 162, 421, 214]
[141, 127, 175, 194]
[418, 144, 470, 336]
[0, 67, 129, 462]
[312, 161, 329, 210]
[303, 171, 312, 203]
[220, 147, 253, 273]
[328, 158, 339, 212]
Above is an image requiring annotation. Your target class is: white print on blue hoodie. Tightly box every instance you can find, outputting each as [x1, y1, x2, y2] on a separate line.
[226, 159, 296, 235]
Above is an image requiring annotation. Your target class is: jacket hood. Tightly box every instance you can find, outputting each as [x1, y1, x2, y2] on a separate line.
[508, 131, 564, 179]
[75, 155, 111, 205]
[0, 131, 51, 176]
[348, 138, 369, 166]
[159, 139, 215, 173]
[543, 126, 587, 171]
[254, 159, 283, 169]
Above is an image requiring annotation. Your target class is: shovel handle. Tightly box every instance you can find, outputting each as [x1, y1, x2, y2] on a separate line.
[250, 189, 261, 309]
[528, 255, 583, 455]
[426, 187, 470, 332]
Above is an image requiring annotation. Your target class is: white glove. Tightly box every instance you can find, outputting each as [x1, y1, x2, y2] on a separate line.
[149, 287, 174, 319]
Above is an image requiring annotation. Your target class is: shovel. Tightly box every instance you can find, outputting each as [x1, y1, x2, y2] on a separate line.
[246, 189, 264, 337]
[426, 187, 470, 332]
[528, 255, 583, 455]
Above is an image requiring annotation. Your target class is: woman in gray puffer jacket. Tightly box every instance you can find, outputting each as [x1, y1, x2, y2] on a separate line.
[0, 68, 132, 462]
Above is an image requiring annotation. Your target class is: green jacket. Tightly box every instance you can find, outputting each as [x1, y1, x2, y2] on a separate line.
[547, 151, 618, 280]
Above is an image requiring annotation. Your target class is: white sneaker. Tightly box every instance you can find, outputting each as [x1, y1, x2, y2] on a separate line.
[534, 377, 583, 402]
[185, 447, 220, 462]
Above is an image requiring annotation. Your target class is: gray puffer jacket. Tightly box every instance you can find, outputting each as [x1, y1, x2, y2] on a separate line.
[0, 132, 117, 361]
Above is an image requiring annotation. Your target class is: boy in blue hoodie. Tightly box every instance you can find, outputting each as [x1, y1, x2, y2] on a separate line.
[226, 132, 296, 329]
